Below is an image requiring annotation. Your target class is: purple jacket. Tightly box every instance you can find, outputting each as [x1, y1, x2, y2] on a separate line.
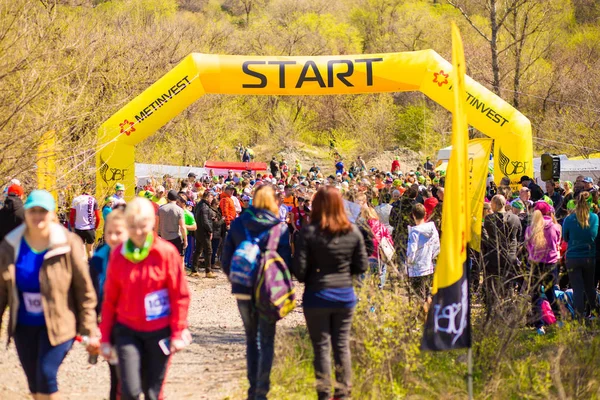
[525, 216, 561, 264]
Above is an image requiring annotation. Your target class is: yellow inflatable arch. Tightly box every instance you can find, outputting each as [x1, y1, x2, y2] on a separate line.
[97, 50, 533, 199]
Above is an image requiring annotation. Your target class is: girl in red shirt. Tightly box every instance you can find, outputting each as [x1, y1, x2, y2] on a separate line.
[100, 198, 191, 400]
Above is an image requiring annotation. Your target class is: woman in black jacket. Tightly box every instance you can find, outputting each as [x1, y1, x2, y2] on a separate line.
[292, 186, 368, 400]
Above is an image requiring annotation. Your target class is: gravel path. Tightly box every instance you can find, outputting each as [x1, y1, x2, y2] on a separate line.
[0, 272, 305, 400]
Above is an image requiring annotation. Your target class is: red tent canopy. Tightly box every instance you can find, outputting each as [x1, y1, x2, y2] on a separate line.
[204, 161, 268, 172]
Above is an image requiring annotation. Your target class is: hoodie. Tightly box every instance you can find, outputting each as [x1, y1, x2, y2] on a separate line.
[0, 195, 25, 243]
[406, 221, 440, 277]
[221, 206, 292, 297]
[525, 216, 561, 264]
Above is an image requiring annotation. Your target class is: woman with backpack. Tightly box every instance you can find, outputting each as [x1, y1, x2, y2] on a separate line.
[524, 202, 562, 334]
[221, 184, 292, 400]
[292, 186, 369, 400]
[562, 191, 599, 318]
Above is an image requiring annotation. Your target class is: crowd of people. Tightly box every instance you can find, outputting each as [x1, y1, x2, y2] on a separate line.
[0, 153, 599, 399]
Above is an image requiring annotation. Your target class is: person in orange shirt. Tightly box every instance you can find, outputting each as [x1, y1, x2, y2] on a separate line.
[283, 185, 297, 212]
[375, 174, 385, 190]
[219, 186, 237, 228]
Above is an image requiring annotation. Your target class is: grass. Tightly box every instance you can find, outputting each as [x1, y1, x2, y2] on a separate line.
[269, 282, 600, 400]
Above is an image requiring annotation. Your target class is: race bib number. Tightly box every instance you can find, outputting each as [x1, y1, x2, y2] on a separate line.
[145, 289, 171, 321]
[23, 292, 43, 314]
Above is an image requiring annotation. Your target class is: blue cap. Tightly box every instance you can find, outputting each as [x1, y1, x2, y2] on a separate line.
[583, 177, 594, 183]
[24, 190, 55, 211]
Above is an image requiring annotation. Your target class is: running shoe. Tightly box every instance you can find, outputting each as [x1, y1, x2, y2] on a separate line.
[536, 327, 545, 335]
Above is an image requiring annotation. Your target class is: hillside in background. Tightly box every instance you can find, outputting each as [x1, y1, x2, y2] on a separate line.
[2, 0, 600, 189]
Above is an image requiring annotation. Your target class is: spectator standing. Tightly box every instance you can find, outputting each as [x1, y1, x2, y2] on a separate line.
[391, 157, 401, 174]
[545, 180, 563, 213]
[0, 183, 25, 243]
[519, 175, 544, 202]
[270, 157, 280, 178]
[221, 185, 292, 400]
[390, 186, 418, 261]
[70, 187, 100, 258]
[562, 192, 599, 318]
[291, 187, 368, 400]
[111, 183, 126, 206]
[209, 198, 226, 269]
[219, 186, 237, 229]
[180, 199, 197, 272]
[362, 206, 393, 289]
[193, 191, 217, 278]
[406, 204, 440, 303]
[157, 190, 187, 259]
[481, 195, 522, 318]
[374, 190, 394, 234]
[424, 157, 434, 172]
[357, 156, 367, 171]
[524, 202, 561, 334]
[151, 186, 167, 206]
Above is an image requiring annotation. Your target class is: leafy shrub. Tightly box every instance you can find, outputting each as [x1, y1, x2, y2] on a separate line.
[271, 281, 600, 399]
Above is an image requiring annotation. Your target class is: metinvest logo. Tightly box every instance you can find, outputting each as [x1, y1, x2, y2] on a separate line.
[119, 119, 135, 136]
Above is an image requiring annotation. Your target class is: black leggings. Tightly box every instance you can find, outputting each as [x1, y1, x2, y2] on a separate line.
[113, 323, 171, 400]
[566, 257, 598, 317]
[304, 307, 354, 400]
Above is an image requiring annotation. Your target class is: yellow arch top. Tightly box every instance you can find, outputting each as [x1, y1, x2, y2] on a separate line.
[97, 50, 532, 198]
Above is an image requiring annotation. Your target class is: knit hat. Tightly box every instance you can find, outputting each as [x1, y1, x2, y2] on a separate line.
[511, 200, 525, 211]
[534, 201, 553, 216]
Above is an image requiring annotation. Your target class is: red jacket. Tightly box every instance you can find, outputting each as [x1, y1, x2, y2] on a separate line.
[220, 194, 236, 226]
[100, 235, 190, 343]
[424, 197, 439, 221]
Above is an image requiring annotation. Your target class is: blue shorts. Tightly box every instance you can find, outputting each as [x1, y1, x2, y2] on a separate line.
[14, 325, 74, 394]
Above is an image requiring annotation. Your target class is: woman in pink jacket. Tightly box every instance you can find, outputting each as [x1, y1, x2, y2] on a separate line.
[524, 201, 562, 334]
[361, 207, 393, 289]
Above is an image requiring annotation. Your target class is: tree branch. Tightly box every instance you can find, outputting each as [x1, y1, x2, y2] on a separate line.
[446, 0, 491, 43]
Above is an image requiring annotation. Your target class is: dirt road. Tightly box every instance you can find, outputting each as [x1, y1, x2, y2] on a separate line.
[0, 272, 305, 400]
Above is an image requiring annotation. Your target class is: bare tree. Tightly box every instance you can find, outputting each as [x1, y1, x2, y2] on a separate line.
[447, 0, 559, 104]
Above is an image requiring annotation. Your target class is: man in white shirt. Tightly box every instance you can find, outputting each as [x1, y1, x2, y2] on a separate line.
[70, 189, 100, 258]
